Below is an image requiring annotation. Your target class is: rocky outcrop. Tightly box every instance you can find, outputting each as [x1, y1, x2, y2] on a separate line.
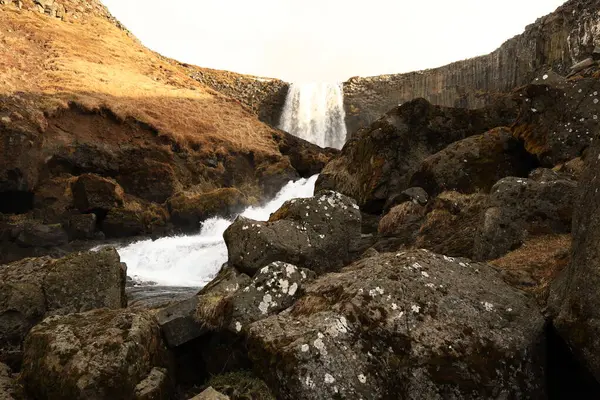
[343, 0, 600, 135]
[224, 191, 362, 275]
[409, 127, 536, 196]
[0, 248, 126, 369]
[474, 175, 577, 261]
[247, 250, 546, 399]
[21, 308, 173, 400]
[0, 362, 19, 400]
[188, 67, 289, 128]
[315, 98, 515, 213]
[549, 139, 600, 383]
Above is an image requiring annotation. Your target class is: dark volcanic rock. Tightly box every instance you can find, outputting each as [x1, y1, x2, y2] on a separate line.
[21, 308, 173, 400]
[68, 213, 97, 239]
[511, 77, 600, 165]
[474, 176, 577, 261]
[0, 248, 126, 369]
[415, 191, 489, 259]
[549, 141, 600, 382]
[247, 250, 546, 400]
[377, 202, 426, 244]
[0, 362, 19, 399]
[410, 127, 536, 196]
[224, 191, 361, 276]
[315, 98, 514, 213]
[168, 188, 249, 232]
[72, 173, 125, 213]
[13, 221, 68, 247]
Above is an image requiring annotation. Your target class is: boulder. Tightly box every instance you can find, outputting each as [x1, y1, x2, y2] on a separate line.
[414, 191, 489, 259]
[13, 222, 68, 247]
[202, 372, 274, 400]
[549, 141, 600, 382]
[224, 191, 361, 276]
[102, 200, 168, 238]
[168, 188, 249, 231]
[72, 174, 125, 213]
[474, 176, 577, 260]
[68, 213, 97, 239]
[21, 308, 173, 400]
[409, 127, 536, 196]
[247, 250, 546, 399]
[377, 202, 425, 243]
[315, 98, 515, 213]
[382, 187, 429, 213]
[0, 248, 126, 368]
[511, 77, 600, 166]
[33, 176, 76, 222]
[117, 160, 180, 203]
[554, 157, 585, 181]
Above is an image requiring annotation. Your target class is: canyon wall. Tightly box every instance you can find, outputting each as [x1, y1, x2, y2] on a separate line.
[343, 0, 600, 136]
[187, 67, 289, 127]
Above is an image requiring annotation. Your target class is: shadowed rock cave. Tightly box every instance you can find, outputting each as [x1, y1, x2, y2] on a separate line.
[0, 191, 34, 215]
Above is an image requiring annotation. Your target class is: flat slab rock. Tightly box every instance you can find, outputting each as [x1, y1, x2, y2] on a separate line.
[247, 249, 546, 400]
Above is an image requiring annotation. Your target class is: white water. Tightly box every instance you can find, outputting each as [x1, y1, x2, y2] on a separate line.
[279, 83, 347, 149]
[116, 176, 318, 287]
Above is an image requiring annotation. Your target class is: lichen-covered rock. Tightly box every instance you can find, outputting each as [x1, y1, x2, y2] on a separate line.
[0, 248, 126, 368]
[383, 187, 429, 212]
[549, 141, 600, 382]
[134, 367, 172, 400]
[203, 371, 274, 400]
[247, 250, 546, 400]
[72, 173, 124, 213]
[474, 176, 577, 260]
[315, 98, 513, 213]
[409, 127, 536, 196]
[21, 308, 173, 400]
[168, 188, 249, 232]
[512, 77, 600, 166]
[196, 261, 315, 334]
[224, 191, 361, 276]
[415, 191, 489, 259]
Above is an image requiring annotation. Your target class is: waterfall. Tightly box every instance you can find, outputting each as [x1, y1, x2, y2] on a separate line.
[279, 83, 347, 149]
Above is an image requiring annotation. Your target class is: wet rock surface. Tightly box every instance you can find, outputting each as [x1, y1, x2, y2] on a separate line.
[224, 191, 361, 275]
[21, 308, 173, 400]
[247, 250, 546, 400]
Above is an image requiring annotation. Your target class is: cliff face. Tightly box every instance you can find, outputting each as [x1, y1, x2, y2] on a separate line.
[343, 0, 600, 136]
[187, 67, 289, 128]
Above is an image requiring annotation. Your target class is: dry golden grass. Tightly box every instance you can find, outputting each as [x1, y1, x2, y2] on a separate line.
[491, 234, 571, 304]
[0, 5, 280, 155]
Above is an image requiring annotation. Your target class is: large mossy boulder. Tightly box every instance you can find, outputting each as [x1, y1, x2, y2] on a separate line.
[315, 98, 515, 213]
[224, 191, 361, 276]
[409, 127, 536, 196]
[0, 248, 126, 369]
[21, 308, 173, 400]
[72, 173, 124, 213]
[247, 250, 546, 399]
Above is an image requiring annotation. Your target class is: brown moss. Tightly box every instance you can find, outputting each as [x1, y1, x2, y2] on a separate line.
[290, 294, 329, 317]
[194, 294, 233, 331]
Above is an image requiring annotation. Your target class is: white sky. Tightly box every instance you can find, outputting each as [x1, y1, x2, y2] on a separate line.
[102, 0, 566, 83]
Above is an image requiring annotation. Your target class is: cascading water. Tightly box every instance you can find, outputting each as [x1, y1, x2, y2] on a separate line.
[116, 176, 318, 287]
[115, 82, 346, 288]
[279, 83, 347, 149]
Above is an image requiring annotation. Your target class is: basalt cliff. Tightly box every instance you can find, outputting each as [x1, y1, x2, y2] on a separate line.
[343, 0, 600, 135]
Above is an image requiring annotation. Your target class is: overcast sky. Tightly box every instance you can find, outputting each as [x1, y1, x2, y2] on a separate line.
[102, 0, 566, 82]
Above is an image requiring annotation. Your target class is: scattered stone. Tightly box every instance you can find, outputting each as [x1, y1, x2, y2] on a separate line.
[21, 309, 173, 400]
[224, 191, 361, 276]
[13, 222, 68, 248]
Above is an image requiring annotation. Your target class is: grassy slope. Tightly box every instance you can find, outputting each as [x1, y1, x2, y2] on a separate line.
[0, 0, 280, 156]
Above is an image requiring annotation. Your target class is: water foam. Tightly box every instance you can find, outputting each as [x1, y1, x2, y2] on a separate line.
[116, 175, 318, 287]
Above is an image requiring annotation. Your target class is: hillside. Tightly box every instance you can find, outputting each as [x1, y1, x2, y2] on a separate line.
[0, 0, 334, 262]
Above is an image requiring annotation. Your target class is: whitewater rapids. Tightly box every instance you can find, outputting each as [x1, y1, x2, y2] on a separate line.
[116, 175, 318, 287]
